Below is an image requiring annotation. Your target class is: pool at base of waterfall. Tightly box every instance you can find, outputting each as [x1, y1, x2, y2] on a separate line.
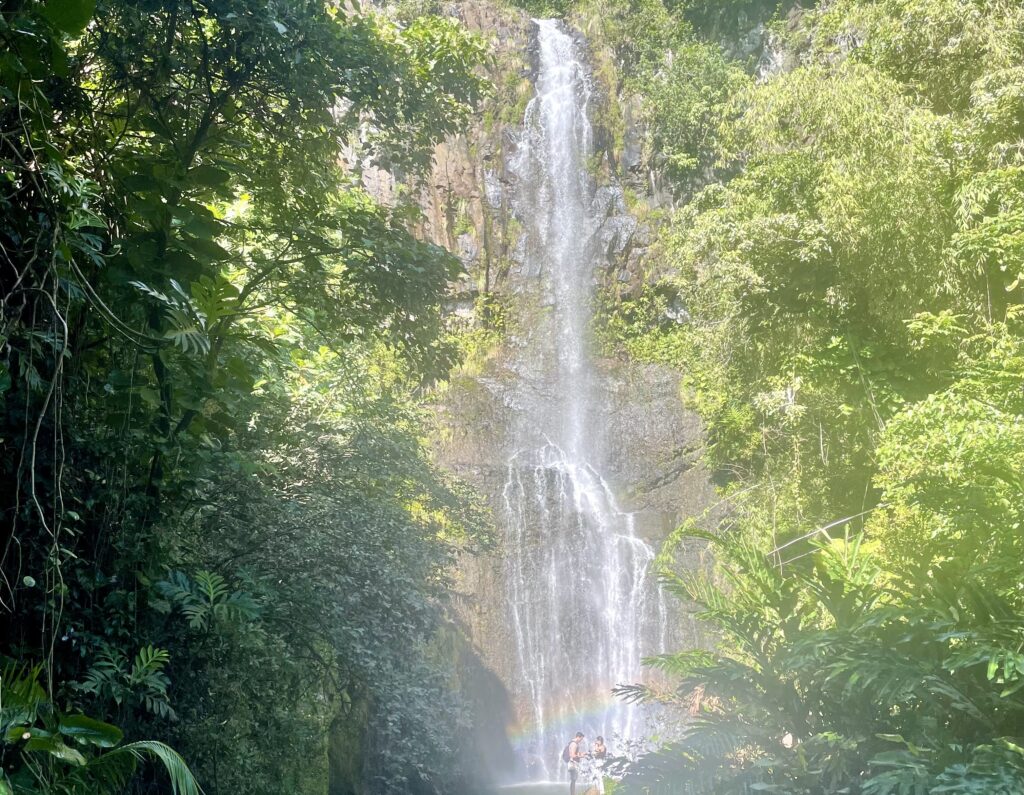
[492, 780, 612, 795]
[492, 783, 570, 795]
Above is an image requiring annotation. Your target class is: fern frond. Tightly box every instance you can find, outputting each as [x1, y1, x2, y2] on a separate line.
[0, 659, 46, 731]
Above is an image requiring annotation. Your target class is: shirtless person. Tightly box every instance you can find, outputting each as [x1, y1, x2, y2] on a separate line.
[566, 731, 585, 795]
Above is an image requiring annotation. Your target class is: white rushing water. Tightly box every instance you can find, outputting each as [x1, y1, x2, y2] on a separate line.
[502, 19, 666, 781]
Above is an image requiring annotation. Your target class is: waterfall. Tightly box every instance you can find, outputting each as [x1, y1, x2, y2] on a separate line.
[502, 19, 666, 781]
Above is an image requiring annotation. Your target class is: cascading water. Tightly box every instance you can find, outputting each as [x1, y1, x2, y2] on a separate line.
[502, 19, 666, 781]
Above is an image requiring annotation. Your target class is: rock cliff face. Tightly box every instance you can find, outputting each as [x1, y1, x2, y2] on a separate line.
[433, 0, 714, 739]
[368, 0, 714, 767]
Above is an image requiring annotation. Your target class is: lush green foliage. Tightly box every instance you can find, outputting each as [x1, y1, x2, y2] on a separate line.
[607, 0, 1024, 791]
[1, 0, 491, 792]
[1, 660, 202, 795]
[618, 529, 1024, 793]
[664, 0, 781, 37]
[639, 42, 748, 185]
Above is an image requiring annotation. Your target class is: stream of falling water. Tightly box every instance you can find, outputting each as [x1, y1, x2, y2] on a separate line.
[502, 19, 666, 782]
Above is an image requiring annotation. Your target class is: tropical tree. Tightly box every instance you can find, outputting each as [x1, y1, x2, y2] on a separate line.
[2, 0, 491, 791]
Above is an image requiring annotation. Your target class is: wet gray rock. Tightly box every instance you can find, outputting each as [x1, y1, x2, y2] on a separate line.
[595, 214, 638, 261]
[622, 95, 645, 175]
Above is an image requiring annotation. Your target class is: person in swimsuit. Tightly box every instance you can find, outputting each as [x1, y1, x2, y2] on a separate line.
[591, 736, 607, 794]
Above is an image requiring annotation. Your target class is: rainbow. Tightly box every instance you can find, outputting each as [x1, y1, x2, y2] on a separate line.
[506, 687, 626, 745]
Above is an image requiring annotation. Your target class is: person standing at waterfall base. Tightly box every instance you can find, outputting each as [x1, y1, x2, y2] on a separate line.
[564, 731, 585, 795]
[589, 736, 607, 794]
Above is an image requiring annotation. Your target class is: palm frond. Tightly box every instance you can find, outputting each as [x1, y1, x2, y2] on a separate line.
[94, 741, 204, 795]
[612, 683, 658, 705]
[642, 650, 717, 677]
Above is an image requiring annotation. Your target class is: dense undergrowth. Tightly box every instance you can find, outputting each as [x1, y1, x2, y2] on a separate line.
[1, 1, 493, 793]
[580, 0, 1024, 791]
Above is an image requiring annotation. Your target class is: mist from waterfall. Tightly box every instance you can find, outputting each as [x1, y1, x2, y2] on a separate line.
[502, 19, 667, 782]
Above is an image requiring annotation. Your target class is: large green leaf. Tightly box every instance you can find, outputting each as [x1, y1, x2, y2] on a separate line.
[59, 713, 124, 748]
[24, 733, 88, 766]
[41, 0, 96, 34]
[187, 165, 231, 187]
